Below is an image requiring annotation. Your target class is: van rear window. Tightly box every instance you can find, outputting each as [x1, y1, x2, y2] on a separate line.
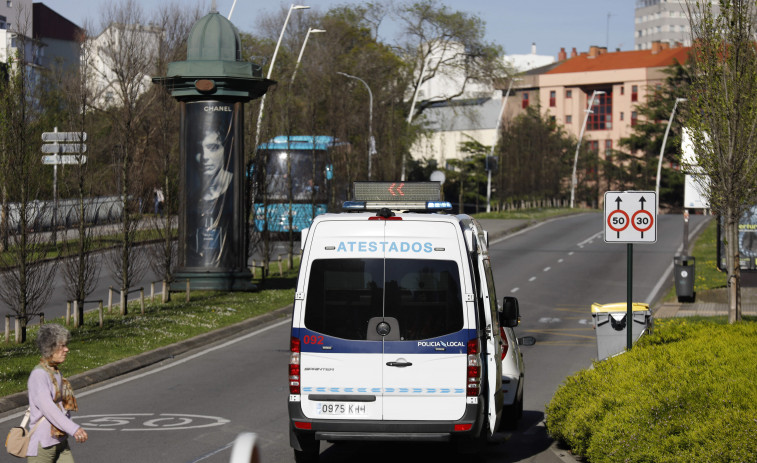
[304, 259, 463, 341]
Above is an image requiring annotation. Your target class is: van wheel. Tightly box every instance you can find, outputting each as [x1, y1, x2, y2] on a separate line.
[294, 437, 320, 463]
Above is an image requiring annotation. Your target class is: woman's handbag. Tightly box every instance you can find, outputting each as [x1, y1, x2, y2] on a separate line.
[5, 409, 44, 458]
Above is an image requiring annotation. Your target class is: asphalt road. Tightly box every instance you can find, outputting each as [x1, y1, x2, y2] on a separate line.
[0, 212, 711, 463]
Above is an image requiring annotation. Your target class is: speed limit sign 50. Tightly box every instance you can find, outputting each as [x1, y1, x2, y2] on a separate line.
[604, 191, 657, 243]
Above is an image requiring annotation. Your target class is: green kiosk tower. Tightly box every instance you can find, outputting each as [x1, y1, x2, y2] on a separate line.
[153, 9, 273, 291]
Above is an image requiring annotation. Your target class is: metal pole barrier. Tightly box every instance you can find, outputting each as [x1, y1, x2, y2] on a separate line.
[14, 317, 21, 343]
[140, 288, 145, 315]
[150, 282, 155, 302]
[66, 302, 71, 326]
[120, 290, 126, 316]
[186, 279, 190, 303]
[278, 255, 283, 277]
[98, 301, 103, 328]
[5, 315, 9, 343]
[73, 300, 80, 327]
[162, 280, 168, 304]
[108, 287, 113, 314]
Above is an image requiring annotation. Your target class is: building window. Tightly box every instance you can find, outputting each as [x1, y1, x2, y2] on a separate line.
[631, 85, 638, 102]
[620, 86, 625, 95]
[587, 91, 612, 131]
[6, 1, 11, 7]
[566, 115, 573, 124]
[631, 111, 638, 127]
[549, 115, 556, 123]
[549, 90, 556, 107]
[566, 89, 572, 98]
[522, 92, 529, 109]
[605, 140, 613, 152]
[588, 140, 599, 152]
[620, 112, 624, 121]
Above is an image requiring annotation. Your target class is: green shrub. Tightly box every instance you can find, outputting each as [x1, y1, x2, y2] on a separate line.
[546, 318, 757, 462]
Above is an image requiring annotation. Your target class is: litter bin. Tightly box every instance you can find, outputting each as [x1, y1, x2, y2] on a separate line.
[591, 302, 651, 360]
[673, 255, 695, 302]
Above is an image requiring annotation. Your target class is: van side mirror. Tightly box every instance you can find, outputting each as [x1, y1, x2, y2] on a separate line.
[500, 296, 520, 327]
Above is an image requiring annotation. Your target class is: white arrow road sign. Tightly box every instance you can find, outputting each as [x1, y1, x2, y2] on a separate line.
[42, 155, 88, 165]
[42, 132, 87, 142]
[42, 143, 87, 153]
[604, 191, 657, 243]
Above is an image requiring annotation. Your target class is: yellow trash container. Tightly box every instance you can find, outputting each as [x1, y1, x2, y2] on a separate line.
[591, 302, 651, 360]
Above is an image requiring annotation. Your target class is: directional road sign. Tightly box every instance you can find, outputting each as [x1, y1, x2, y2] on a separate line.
[42, 132, 87, 142]
[604, 191, 657, 243]
[41, 143, 87, 153]
[41, 155, 88, 165]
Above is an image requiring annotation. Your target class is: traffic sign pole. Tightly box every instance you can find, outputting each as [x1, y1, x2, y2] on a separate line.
[603, 191, 657, 352]
[627, 243, 633, 350]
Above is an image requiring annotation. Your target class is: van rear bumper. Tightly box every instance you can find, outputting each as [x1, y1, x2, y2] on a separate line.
[289, 401, 484, 448]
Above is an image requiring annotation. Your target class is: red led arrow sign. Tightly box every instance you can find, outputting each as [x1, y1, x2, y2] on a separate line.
[388, 182, 405, 196]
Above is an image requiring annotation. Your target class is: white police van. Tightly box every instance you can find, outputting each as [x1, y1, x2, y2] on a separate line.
[288, 182, 533, 461]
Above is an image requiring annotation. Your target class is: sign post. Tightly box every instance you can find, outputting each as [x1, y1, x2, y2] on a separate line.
[41, 128, 87, 243]
[604, 191, 657, 350]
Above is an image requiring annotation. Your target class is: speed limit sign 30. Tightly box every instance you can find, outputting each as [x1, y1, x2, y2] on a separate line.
[604, 191, 657, 243]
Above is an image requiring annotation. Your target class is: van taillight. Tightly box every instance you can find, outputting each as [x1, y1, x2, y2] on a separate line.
[467, 339, 481, 397]
[290, 336, 301, 394]
[500, 327, 509, 360]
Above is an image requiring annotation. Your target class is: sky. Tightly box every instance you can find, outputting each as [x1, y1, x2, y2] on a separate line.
[42, 0, 636, 58]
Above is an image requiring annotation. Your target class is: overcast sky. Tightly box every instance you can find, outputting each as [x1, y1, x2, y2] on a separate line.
[42, 0, 636, 58]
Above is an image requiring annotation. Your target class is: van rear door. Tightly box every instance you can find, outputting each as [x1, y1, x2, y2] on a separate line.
[380, 220, 469, 421]
[297, 219, 385, 421]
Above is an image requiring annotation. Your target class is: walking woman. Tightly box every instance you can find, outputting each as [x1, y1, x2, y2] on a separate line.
[27, 324, 88, 462]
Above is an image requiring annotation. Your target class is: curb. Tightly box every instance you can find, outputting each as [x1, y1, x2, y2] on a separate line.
[0, 305, 293, 415]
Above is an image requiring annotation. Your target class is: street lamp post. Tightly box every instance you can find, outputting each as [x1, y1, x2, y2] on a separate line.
[656, 97, 687, 212]
[290, 27, 326, 84]
[486, 77, 521, 213]
[254, 4, 309, 145]
[337, 72, 375, 179]
[570, 90, 605, 208]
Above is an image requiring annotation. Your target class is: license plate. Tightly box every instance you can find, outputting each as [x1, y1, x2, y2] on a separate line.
[315, 402, 368, 416]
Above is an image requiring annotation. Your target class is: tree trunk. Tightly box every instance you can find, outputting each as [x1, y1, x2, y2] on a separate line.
[725, 209, 742, 323]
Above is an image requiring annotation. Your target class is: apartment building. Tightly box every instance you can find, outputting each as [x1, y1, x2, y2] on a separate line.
[634, 0, 721, 50]
[506, 43, 690, 163]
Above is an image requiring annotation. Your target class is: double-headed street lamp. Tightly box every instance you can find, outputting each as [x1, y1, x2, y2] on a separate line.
[254, 4, 310, 145]
[570, 89, 605, 208]
[337, 72, 376, 179]
[656, 97, 687, 212]
[291, 27, 326, 84]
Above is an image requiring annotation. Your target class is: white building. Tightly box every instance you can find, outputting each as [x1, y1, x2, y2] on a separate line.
[503, 43, 555, 73]
[633, 0, 719, 50]
[86, 22, 161, 108]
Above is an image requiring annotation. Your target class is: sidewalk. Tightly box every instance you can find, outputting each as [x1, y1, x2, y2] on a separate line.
[654, 287, 757, 318]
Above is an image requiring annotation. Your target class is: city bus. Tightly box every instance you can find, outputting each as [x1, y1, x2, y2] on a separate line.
[252, 135, 344, 234]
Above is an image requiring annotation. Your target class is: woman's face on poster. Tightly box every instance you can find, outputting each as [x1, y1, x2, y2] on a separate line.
[199, 131, 224, 176]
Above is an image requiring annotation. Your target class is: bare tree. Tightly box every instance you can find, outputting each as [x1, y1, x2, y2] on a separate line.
[144, 2, 203, 301]
[0, 7, 58, 342]
[684, 0, 757, 323]
[54, 21, 102, 326]
[89, 0, 156, 314]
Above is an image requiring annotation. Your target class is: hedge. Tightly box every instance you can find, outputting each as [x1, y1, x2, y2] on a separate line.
[545, 318, 757, 463]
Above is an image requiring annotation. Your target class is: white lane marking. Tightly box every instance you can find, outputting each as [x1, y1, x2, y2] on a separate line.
[543, 267, 551, 272]
[539, 317, 562, 324]
[577, 231, 603, 248]
[558, 258, 564, 263]
[187, 441, 235, 463]
[529, 276, 537, 282]
[0, 318, 292, 424]
[511, 287, 520, 293]
[568, 251, 575, 256]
